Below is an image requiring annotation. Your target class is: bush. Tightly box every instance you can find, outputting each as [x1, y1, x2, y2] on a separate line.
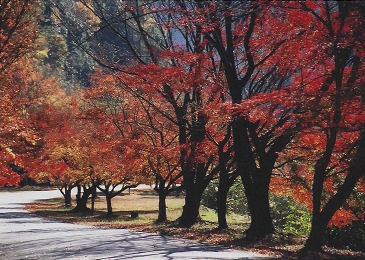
[326, 221, 365, 252]
[202, 180, 311, 235]
[201, 180, 218, 210]
[227, 179, 249, 215]
[201, 178, 249, 215]
[270, 194, 311, 235]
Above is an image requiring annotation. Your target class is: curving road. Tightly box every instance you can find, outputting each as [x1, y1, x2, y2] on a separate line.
[0, 190, 274, 259]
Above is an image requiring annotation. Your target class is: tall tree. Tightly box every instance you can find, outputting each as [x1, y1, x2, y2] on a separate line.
[283, 1, 365, 252]
[171, 0, 304, 238]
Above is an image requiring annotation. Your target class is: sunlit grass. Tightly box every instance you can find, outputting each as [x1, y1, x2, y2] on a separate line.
[26, 189, 251, 227]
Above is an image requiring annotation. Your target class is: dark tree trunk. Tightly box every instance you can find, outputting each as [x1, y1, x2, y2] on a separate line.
[91, 185, 96, 215]
[73, 195, 89, 212]
[76, 184, 81, 202]
[302, 128, 365, 252]
[232, 117, 275, 239]
[97, 182, 138, 217]
[157, 192, 167, 223]
[72, 185, 93, 212]
[246, 189, 274, 240]
[106, 194, 113, 216]
[216, 125, 236, 230]
[217, 176, 230, 229]
[206, 8, 277, 240]
[244, 177, 274, 239]
[179, 189, 202, 227]
[179, 172, 207, 227]
[64, 186, 72, 207]
[303, 216, 327, 252]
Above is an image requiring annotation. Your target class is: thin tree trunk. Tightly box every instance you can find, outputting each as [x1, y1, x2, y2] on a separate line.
[91, 185, 96, 215]
[106, 194, 113, 216]
[217, 177, 229, 229]
[64, 186, 72, 207]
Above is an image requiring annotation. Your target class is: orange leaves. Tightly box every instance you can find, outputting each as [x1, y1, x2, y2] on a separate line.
[0, 0, 39, 70]
[117, 50, 212, 95]
[0, 150, 21, 188]
[329, 208, 357, 227]
[87, 72, 122, 99]
[0, 165, 21, 188]
[0, 57, 53, 186]
[301, 132, 325, 150]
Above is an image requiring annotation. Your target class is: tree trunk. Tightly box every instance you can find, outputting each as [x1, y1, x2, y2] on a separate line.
[76, 184, 81, 203]
[64, 186, 72, 207]
[243, 174, 274, 240]
[106, 194, 113, 216]
[179, 184, 207, 227]
[91, 185, 96, 215]
[72, 185, 92, 212]
[179, 192, 201, 227]
[73, 195, 89, 212]
[232, 117, 275, 239]
[302, 128, 365, 252]
[179, 179, 205, 227]
[157, 192, 167, 223]
[217, 176, 229, 229]
[303, 215, 327, 252]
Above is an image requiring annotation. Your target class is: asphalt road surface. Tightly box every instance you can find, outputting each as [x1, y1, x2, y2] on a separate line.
[0, 190, 275, 259]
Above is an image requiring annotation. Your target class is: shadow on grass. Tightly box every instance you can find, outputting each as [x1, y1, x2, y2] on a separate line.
[30, 207, 160, 223]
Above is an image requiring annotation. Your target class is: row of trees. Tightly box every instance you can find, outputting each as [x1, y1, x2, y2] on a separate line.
[1, 0, 364, 254]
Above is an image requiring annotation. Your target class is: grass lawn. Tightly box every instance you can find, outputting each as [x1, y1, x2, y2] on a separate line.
[26, 189, 365, 260]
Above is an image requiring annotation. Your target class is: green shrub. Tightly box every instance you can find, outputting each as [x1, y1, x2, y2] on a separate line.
[270, 194, 311, 235]
[201, 180, 218, 210]
[202, 180, 311, 235]
[227, 179, 249, 215]
[201, 178, 249, 215]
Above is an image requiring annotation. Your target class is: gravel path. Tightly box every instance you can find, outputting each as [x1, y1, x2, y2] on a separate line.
[0, 190, 275, 259]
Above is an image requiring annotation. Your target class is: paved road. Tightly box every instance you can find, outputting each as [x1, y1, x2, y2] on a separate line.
[0, 190, 274, 259]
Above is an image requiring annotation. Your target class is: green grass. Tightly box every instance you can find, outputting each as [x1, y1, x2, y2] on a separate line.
[27, 189, 250, 227]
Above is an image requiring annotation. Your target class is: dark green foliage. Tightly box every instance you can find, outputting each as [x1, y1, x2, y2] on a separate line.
[326, 221, 365, 252]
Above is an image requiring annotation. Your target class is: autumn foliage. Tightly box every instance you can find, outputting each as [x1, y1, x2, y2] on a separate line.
[1, 0, 364, 254]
